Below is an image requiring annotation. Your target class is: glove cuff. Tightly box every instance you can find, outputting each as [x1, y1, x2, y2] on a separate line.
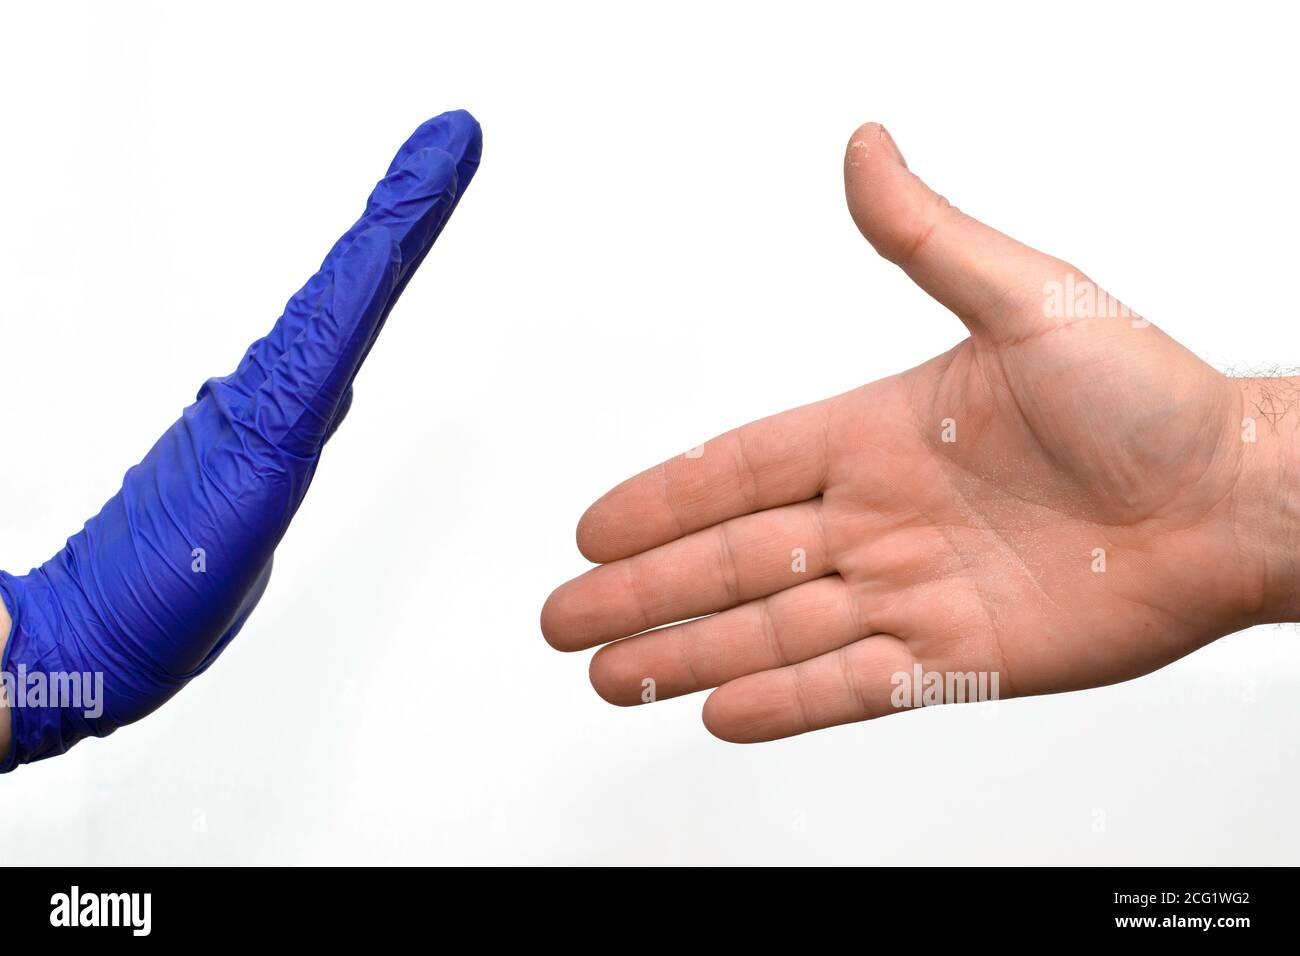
[0, 571, 103, 772]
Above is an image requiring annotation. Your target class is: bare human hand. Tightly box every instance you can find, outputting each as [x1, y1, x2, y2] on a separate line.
[542, 123, 1299, 743]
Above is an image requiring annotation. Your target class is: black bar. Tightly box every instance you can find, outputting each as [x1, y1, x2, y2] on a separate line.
[0, 866, 1289, 941]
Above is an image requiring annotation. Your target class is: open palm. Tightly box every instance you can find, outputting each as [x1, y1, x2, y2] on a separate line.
[542, 124, 1292, 742]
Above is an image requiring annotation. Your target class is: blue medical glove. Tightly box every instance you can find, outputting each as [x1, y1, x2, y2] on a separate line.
[0, 109, 481, 771]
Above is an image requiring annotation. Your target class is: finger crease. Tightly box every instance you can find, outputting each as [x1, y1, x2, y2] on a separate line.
[732, 429, 763, 513]
[674, 625, 705, 692]
[837, 646, 873, 718]
[756, 598, 789, 668]
[715, 520, 744, 607]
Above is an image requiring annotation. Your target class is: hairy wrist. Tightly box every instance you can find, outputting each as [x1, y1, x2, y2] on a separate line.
[1233, 376, 1300, 623]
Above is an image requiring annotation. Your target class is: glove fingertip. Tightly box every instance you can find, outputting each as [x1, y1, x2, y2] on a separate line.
[435, 110, 483, 194]
[388, 109, 482, 176]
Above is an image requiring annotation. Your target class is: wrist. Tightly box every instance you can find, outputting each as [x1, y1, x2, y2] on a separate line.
[1232, 377, 1300, 624]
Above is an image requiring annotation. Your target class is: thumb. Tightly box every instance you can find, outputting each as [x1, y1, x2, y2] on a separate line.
[844, 122, 1072, 343]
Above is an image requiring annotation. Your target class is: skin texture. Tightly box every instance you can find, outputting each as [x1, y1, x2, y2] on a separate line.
[541, 123, 1300, 743]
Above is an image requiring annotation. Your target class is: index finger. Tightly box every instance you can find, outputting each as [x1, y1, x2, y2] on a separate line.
[576, 398, 832, 563]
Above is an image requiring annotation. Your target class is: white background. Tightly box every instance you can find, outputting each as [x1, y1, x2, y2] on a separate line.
[2, 0, 1298, 865]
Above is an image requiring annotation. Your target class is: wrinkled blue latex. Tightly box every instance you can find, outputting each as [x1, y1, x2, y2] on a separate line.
[0, 110, 481, 771]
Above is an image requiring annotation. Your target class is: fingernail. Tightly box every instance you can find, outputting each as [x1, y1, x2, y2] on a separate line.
[878, 125, 907, 169]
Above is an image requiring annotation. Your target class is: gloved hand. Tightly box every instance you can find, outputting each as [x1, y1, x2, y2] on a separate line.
[0, 109, 481, 771]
